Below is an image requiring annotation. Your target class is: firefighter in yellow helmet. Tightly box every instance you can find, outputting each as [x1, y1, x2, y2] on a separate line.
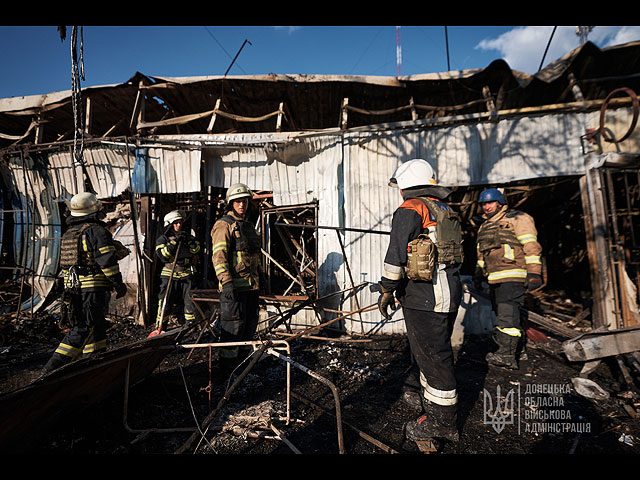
[42, 192, 128, 374]
[378, 159, 463, 445]
[474, 188, 543, 369]
[211, 183, 261, 374]
[154, 209, 201, 332]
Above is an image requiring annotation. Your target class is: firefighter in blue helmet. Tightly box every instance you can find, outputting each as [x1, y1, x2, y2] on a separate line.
[42, 192, 128, 374]
[378, 159, 463, 445]
[474, 187, 543, 369]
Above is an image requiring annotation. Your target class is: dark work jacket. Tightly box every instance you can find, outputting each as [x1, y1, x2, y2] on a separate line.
[380, 193, 462, 313]
[61, 214, 124, 292]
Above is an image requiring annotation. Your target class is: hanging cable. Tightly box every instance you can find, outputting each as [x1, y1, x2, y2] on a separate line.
[71, 26, 85, 168]
[538, 26, 557, 72]
[444, 26, 451, 71]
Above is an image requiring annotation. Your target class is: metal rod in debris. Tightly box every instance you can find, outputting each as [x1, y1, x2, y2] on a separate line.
[274, 222, 390, 235]
[267, 348, 345, 454]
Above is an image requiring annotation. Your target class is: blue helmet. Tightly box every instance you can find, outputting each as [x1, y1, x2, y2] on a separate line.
[478, 188, 505, 205]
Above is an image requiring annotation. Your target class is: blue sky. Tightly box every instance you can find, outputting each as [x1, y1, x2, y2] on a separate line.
[1, 26, 639, 99]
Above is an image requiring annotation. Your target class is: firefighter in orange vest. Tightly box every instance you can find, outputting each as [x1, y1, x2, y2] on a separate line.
[474, 188, 543, 369]
[378, 159, 463, 445]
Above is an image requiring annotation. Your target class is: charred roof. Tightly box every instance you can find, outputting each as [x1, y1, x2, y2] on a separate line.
[1, 40, 640, 149]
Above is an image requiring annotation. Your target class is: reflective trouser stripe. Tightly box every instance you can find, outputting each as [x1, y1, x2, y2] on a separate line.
[497, 326, 522, 337]
[83, 339, 106, 354]
[420, 372, 458, 406]
[55, 342, 83, 359]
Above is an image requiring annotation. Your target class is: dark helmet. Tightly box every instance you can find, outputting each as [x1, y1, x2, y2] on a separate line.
[478, 188, 505, 205]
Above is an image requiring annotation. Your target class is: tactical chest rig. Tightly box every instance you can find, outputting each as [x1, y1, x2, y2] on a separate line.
[219, 215, 261, 283]
[406, 197, 464, 281]
[477, 211, 520, 255]
[60, 223, 99, 286]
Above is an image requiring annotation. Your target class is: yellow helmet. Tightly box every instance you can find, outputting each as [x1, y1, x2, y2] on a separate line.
[68, 192, 103, 217]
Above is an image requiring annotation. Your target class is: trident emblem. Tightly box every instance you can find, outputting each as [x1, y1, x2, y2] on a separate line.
[483, 385, 516, 433]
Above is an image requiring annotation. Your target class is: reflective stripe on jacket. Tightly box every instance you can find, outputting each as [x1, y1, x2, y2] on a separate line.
[380, 196, 462, 313]
[155, 232, 200, 279]
[211, 212, 260, 291]
[476, 205, 542, 284]
[61, 218, 124, 291]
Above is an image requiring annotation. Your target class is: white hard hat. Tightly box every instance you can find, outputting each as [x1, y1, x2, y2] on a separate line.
[226, 183, 252, 203]
[163, 210, 185, 227]
[389, 159, 437, 189]
[68, 192, 103, 217]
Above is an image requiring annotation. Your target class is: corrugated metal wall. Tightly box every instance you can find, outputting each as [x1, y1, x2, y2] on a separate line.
[195, 111, 597, 333]
[4, 107, 634, 330]
[339, 111, 591, 332]
[5, 154, 61, 312]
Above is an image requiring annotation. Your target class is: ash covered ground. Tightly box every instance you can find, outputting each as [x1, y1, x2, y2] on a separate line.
[1, 308, 640, 456]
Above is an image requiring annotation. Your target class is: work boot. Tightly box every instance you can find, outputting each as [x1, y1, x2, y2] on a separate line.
[402, 388, 424, 411]
[404, 402, 459, 443]
[486, 329, 520, 370]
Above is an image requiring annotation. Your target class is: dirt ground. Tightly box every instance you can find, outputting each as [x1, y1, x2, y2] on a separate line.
[1, 307, 640, 456]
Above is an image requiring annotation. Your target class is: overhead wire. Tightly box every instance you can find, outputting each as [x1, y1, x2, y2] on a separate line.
[538, 26, 558, 72]
[203, 26, 248, 75]
[349, 27, 383, 74]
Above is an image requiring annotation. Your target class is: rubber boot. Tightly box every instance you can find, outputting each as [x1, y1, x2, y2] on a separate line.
[404, 401, 459, 442]
[486, 329, 520, 370]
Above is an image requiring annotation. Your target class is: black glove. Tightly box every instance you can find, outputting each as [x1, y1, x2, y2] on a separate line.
[472, 267, 485, 290]
[221, 282, 235, 302]
[526, 273, 542, 291]
[115, 283, 127, 299]
[174, 230, 187, 242]
[378, 290, 397, 320]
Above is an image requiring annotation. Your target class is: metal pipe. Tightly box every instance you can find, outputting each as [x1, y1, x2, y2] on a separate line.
[266, 348, 345, 454]
[122, 359, 196, 437]
[176, 342, 269, 454]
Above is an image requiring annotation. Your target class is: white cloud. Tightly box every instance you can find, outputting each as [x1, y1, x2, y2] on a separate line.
[273, 26, 302, 34]
[476, 26, 640, 74]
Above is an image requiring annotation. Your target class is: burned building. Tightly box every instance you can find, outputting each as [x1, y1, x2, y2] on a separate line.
[1, 38, 640, 454]
[1, 40, 639, 336]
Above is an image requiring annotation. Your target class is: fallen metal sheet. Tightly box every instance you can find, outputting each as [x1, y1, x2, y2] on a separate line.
[5, 154, 61, 313]
[563, 325, 640, 362]
[0, 328, 182, 452]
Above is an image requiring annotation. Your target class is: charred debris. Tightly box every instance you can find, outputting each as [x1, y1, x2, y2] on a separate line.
[1, 39, 640, 454]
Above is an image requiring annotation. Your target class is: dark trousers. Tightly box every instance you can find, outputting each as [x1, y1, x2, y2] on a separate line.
[403, 307, 457, 406]
[489, 281, 525, 331]
[219, 290, 260, 364]
[156, 275, 196, 328]
[43, 290, 110, 372]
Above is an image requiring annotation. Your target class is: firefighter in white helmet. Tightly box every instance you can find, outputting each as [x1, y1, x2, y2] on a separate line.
[210, 183, 261, 373]
[42, 192, 129, 374]
[154, 209, 201, 332]
[378, 159, 463, 446]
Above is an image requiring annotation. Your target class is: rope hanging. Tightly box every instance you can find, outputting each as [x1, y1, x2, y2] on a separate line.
[71, 26, 85, 166]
